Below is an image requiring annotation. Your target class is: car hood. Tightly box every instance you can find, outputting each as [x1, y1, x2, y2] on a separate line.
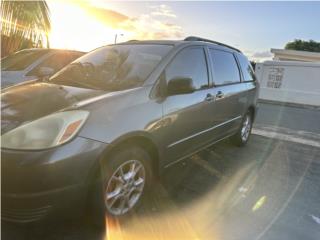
[1, 82, 106, 133]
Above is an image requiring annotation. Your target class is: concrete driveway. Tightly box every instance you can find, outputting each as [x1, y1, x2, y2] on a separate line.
[2, 102, 320, 240]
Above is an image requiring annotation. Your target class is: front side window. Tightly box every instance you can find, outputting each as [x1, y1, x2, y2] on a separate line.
[165, 47, 209, 90]
[49, 44, 172, 91]
[209, 49, 241, 85]
[236, 53, 255, 81]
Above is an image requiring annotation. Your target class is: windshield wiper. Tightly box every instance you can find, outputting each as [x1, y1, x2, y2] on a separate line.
[50, 77, 102, 90]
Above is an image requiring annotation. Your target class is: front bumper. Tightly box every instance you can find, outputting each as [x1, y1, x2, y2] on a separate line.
[1, 136, 107, 223]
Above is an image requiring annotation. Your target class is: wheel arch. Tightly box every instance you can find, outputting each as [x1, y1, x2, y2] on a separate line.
[247, 105, 256, 121]
[87, 131, 161, 185]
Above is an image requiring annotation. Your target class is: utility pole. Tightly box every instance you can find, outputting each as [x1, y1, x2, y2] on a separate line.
[114, 34, 124, 44]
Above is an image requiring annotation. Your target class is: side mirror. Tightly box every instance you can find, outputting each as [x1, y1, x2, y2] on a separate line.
[37, 67, 55, 78]
[167, 77, 195, 95]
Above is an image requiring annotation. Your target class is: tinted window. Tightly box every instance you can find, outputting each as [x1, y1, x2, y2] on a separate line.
[50, 44, 172, 90]
[27, 52, 83, 76]
[165, 48, 209, 90]
[236, 53, 255, 81]
[209, 49, 240, 85]
[1, 50, 49, 71]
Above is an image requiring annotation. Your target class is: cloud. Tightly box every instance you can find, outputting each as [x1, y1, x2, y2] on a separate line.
[150, 4, 177, 18]
[81, 4, 129, 29]
[78, 2, 183, 40]
[251, 51, 272, 59]
[244, 50, 272, 62]
[119, 14, 183, 40]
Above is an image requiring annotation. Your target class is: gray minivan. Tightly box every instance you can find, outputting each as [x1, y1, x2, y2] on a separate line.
[1, 37, 258, 223]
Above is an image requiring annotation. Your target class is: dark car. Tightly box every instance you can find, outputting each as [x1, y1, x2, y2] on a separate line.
[1, 48, 84, 89]
[1, 37, 258, 223]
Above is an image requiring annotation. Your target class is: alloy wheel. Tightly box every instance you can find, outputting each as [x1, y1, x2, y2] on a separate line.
[104, 160, 145, 216]
[241, 114, 252, 142]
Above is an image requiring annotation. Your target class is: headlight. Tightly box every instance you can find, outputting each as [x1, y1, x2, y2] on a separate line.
[1, 110, 89, 150]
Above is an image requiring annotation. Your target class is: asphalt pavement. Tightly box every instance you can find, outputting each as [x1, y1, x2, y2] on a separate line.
[2, 102, 320, 240]
[255, 101, 320, 134]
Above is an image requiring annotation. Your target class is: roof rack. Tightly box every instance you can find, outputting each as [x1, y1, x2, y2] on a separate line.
[184, 36, 241, 52]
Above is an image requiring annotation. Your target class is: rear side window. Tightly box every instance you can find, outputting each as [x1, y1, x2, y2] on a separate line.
[165, 47, 209, 90]
[209, 49, 241, 85]
[236, 53, 255, 81]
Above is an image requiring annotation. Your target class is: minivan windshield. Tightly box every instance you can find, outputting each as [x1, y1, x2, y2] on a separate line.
[1, 50, 49, 71]
[49, 44, 173, 91]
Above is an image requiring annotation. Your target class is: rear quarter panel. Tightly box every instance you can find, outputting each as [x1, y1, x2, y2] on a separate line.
[245, 81, 259, 119]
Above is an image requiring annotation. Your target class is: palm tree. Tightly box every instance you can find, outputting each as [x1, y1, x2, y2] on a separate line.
[1, 0, 51, 57]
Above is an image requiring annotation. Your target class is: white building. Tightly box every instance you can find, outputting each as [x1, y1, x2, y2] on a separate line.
[256, 60, 320, 106]
[271, 48, 320, 62]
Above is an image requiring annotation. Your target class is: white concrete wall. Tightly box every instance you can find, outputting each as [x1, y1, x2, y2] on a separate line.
[255, 61, 320, 106]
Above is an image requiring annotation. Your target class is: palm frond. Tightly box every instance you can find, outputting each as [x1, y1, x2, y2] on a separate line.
[1, 0, 51, 56]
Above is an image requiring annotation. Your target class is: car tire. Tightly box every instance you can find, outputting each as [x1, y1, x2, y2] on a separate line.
[231, 111, 253, 146]
[92, 145, 153, 220]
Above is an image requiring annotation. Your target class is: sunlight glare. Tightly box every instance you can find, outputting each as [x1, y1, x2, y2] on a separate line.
[49, 2, 130, 52]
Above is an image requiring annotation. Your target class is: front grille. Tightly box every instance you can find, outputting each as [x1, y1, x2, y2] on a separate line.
[1, 206, 52, 223]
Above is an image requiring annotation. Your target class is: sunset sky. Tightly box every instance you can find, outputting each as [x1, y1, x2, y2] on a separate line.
[48, 1, 320, 61]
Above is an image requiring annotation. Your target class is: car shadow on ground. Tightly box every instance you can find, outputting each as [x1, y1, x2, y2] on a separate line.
[3, 135, 319, 240]
[1, 138, 254, 239]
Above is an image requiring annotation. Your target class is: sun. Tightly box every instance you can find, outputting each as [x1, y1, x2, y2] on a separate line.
[48, 1, 130, 52]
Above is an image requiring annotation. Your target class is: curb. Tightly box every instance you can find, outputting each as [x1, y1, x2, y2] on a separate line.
[258, 99, 320, 110]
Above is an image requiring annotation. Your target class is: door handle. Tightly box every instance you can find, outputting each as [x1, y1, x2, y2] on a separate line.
[216, 91, 224, 99]
[205, 93, 214, 101]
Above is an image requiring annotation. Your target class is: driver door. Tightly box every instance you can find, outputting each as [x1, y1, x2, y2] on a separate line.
[160, 47, 215, 165]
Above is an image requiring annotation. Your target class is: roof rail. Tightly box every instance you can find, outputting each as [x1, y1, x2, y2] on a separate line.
[184, 36, 241, 52]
